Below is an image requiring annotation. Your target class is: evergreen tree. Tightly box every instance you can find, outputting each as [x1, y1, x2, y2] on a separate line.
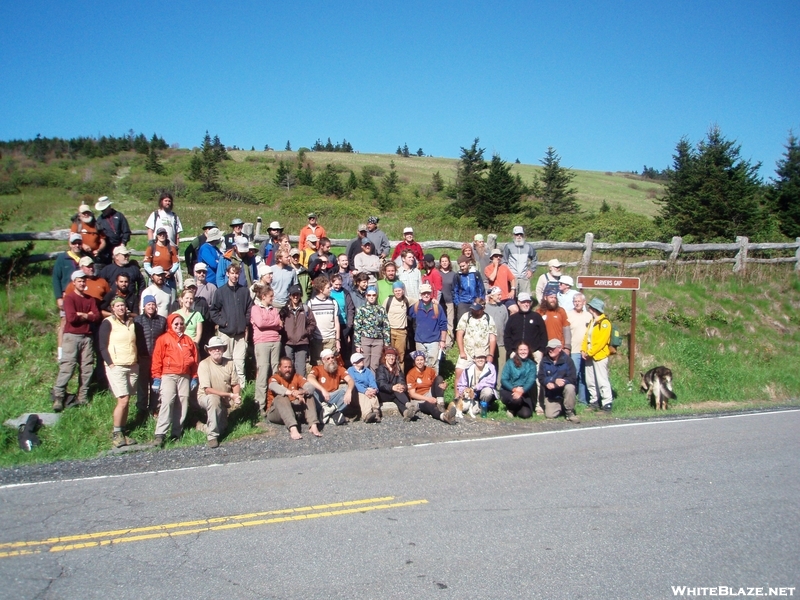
[346, 170, 359, 191]
[431, 171, 444, 193]
[188, 153, 203, 181]
[538, 147, 580, 216]
[325, 138, 334, 152]
[196, 132, 220, 191]
[382, 161, 400, 195]
[417, 148, 424, 157]
[769, 132, 800, 238]
[449, 138, 487, 218]
[315, 164, 344, 196]
[360, 167, 377, 192]
[145, 146, 165, 175]
[133, 134, 149, 154]
[402, 143, 410, 158]
[475, 155, 522, 228]
[285, 140, 292, 151]
[396, 146, 403, 156]
[296, 163, 314, 186]
[274, 160, 294, 188]
[659, 127, 762, 239]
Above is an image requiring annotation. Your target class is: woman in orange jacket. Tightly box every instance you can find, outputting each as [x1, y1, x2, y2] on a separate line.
[151, 313, 198, 445]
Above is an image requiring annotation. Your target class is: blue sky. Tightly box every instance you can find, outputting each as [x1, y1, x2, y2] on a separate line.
[1, 1, 798, 177]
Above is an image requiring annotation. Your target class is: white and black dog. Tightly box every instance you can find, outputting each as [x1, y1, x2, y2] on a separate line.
[639, 366, 676, 410]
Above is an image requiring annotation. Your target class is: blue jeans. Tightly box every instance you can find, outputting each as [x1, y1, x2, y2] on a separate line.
[571, 352, 588, 405]
[314, 384, 349, 412]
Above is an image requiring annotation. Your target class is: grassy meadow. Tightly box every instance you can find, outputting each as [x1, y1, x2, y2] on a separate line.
[0, 146, 797, 467]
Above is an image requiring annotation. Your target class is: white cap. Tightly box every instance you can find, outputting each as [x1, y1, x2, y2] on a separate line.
[78, 256, 94, 267]
[113, 245, 130, 256]
[183, 278, 197, 288]
[320, 349, 335, 359]
[150, 266, 165, 275]
[268, 221, 283, 230]
[560, 275, 574, 286]
[350, 352, 365, 363]
[403, 227, 414, 234]
[512, 226, 524, 235]
[235, 236, 250, 253]
[71, 270, 87, 281]
[205, 228, 223, 242]
[306, 234, 318, 243]
[194, 262, 208, 273]
[78, 204, 92, 214]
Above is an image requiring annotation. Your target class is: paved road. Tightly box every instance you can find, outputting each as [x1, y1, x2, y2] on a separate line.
[1, 410, 798, 599]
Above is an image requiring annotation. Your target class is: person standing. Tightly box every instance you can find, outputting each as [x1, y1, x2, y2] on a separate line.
[502, 226, 537, 297]
[437, 254, 456, 349]
[251, 283, 282, 415]
[354, 239, 381, 285]
[197, 228, 225, 284]
[270, 250, 298, 308]
[139, 267, 174, 318]
[452, 254, 485, 324]
[472, 234, 491, 286]
[94, 196, 131, 265]
[151, 313, 198, 446]
[70, 204, 107, 262]
[298, 212, 326, 253]
[100, 246, 145, 300]
[209, 263, 253, 385]
[52, 270, 101, 411]
[144, 227, 180, 292]
[307, 276, 341, 365]
[134, 295, 167, 417]
[346, 223, 369, 266]
[397, 250, 422, 302]
[484, 249, 517, 310]
[391, 227, 424, 265]
[365, 216, 390, 260]
[192, 262, 217, 307]
[582, 298, 613, 412]
[408, 283, 448, 374]
[535, 259, 565, 305]
[484, 286, 509, 384]
[567, 293, 592, 405]
[98, 298, 139, 447]
[224, 217, 246, 251]
[145, 192, 182, 246]
[383, 282, 410, 364]
[258, 220, 284, 265]
[52, 233, 85, 360]
[184, 221, 217, 275]
[353, 286, 391, 370]
[279, 285, 316, 377]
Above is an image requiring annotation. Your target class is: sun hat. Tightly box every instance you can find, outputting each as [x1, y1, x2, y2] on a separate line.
[95, 196, 112, 211]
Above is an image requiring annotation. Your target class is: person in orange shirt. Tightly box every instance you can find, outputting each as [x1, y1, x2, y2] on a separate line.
[298, 212, 326, 253]
[267, 357, 321, 440]
[144, 227, 180, 291]
[70, 204, 107, 260]
[64, 257, 111, 302]
[484, 249, 517, 311]
[536, 283, 572, 352]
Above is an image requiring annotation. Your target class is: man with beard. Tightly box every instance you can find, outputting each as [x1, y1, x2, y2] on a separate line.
[365, 216, 390, 260]
[502, 225, 537, 297]
[139, 267, 174, 318]
[536, 284, 572, 351]
[100, 245, 145, 299]
[267, 357, 322, 440]
[94, 196, 131, 265]
[307, 349, 353, 425]
[377, 261, 399, 304]
[145, 192, 182, 246]
[192, 262, 217, 306]
[70, 204, 107, 262]
[535, 258, 565, 305]
[503, 293, 547, 363]
[270, 250, 298, 309]
[101, 273, 138, 317]
[258, 220, 284, 265]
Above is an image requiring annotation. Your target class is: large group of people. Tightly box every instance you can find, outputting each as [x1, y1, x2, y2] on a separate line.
[50, 194, 615, 449]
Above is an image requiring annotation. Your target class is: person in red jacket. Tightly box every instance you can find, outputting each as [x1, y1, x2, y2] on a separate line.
[391, 227, 424, 265]
[151, 313, 198, 446]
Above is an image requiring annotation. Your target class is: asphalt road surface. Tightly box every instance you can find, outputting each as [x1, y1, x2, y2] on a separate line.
[1, 410, 797, 599]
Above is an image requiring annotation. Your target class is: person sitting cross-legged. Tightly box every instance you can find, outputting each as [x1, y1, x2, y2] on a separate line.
[538, 339, 580, 423]
[194, 336, 242, 448]
[267, 357, 322, 440]
[405, 350, 457, 424]
[455, 354, 497, 418]
[307, 349, 353, 426]
[346, 353, 382, 423]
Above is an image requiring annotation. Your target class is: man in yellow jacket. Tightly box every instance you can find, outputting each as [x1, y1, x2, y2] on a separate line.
[581, 298, 613, 412]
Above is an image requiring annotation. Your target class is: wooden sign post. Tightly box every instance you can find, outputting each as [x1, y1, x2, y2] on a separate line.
[576, 276, 641, 382]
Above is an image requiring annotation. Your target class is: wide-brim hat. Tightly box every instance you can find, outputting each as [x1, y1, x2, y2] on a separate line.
[547, 258, 564, 268]
[206, 336, 227, 350]
[205, 228, 222, 242]
[268, 221, 283, 230]
[587, 298, 605, 313]
[230, 218, 244, 227]
[95, 196, 112, 211]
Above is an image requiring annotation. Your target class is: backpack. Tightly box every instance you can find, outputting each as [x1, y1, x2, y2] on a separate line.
[411, 299, 439, 319]
[606, 317, 623, 355]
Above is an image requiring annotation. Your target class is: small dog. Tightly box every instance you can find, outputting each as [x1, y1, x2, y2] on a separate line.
[640, 366, 676, 410]
[453, 388, 481, 419]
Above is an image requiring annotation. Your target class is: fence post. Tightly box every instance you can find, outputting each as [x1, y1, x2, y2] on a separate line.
[668, 236, 682, 268]
[733, 236, 749, 273]
[255, 217, 262, 241]
[795, 238, 800, 272]
[243, 222, 254, 240]
[580, 232, 594, 275]
[486, 233, 497, 252]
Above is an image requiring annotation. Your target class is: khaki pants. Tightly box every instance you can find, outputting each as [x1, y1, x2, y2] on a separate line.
[267, 391, 319, 430]
[254, 341, 281, 413]
[543, 383, 577, 418]
[155, 373, 190, 438]
[218, 331, 247, 385]
[196, 393, 227, 440]
[390, 328, 407, 364]
[586, 357, 612, 406]
[53, 333, 94, 404]
[354, 391, 380, 419]
[359, 337, 384, 371]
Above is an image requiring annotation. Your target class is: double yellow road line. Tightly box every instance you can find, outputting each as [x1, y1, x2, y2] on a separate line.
[0, 496, 427, 559]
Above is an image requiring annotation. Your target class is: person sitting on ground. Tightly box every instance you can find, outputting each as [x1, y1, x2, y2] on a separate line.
[353, 286, 391, 371]
[308, 236, 337, 281]
[535, 258, 564, 304]
[346, 352, 382, 423]
[279, 284, 316, 377]
[405, 350, 456, 424]
[224, 217, 245, 251]
[151, 313, 199, 447]
[134, 295, 166, 418]
[392, 227, 424, 265]
[354, 238, 381, 285]
[94, 196, 131, 265]
[70, 203, 107, 261]
[500, 341, 537, 419]
[307, 349, 352, 426]
[454, 299, 497, 389]
[195, 336, 242, 448]
[99, 297, 139, 448]
[538, 339, 580, 423]
[251, 282, 282, 415]
[267, 357, 322, 439]
[455, 354, 497, 418]
[375, 347, 418, 421]
[298, 212, 326, 255]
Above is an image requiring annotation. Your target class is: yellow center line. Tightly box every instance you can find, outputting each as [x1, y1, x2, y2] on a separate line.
[0, 497, 427, 559]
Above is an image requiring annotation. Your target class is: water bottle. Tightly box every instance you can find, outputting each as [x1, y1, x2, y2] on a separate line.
[480, 400, 488, 418]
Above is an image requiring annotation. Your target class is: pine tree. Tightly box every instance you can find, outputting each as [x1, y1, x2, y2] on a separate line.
[431, 171, 444, 193]
[360, 167, 377, 192]
[416, 148, 424, 157]
[475, 155, 522, 228]
[275, 161, 294, 189]
[285, 140, 292, 151]
[769, 132, 800, 238]
[145, 146, 165, 175]
[402, 143, 410, 158]
[659, 127, 762, 239]
[538, 147, 580, 216]
[449, 138, 487, 218]
[188, 153, 203, 181]
[346, 170, 359, 191]
[315, 164, 344, 197]
[297, 163, 314, 186]
[396, 146, 403, 156]
[382, 161, 400, 195]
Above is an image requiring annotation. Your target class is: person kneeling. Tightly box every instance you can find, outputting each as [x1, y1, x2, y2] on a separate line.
[195, 336, 242, 448]
[500, 341, 537, 419]
[455, 354, 497, 418]
[538, 339, 580, 423]
[406, 351, 457, 424]
[267, 357, 322, 440]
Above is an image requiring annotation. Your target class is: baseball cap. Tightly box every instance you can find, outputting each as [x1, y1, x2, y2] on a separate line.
[546, 339, 563, 349]
[289, 248, 300, 256]
[403, 227, 414, 234]
[156, 227, 168, 235]
[69, 233, 83, 243]
[78, 204, 92, 214]
[142, 295, 157, 306]
[288, 284, 303, 295]
[361, 238, 371, 246]
[71, 270, 87, 281]
[113, 245, 131, 256]
[307, 212, 317, 219]
[235, 236, 249, 252]
[183, 278, 197, 288]
[357, 223, 367, 232]
[150, 266, 165, 275]
[419, 283, 433, 293]
[423, 253, 435, 262]
[490, 248, 502, 257]
[487, 286, 502, 296]
[470, 302, 484, 311]
[109, 297, 126, 307]
[306, 234, 318, 243]
[320, 349, 335, 359]
[512, 226, 524, 235]
[474, 234, 484, 242]
[194, 262, 208, 273]
[78, 256, 94, 267]
[350, 352, 365, 364]
[518, 292, 532, 302]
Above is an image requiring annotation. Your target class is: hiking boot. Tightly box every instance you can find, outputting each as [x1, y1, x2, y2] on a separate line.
[601, 403, 613, 412]
[566, 411, 581, 424]
[195, 422, 209, 435]
[154, 435, 166, 448]
[52, 398, 64, 413]
[112, 431, 127, 448]
[375, 409, 382, 423]
[124, 435, 138, 446]
[322, 402, 337, 418]
[506, 410, 515, 418]
[441, 404, 457, 425]
[403, 402, 419, 422]
[207, 438, 219, 449]
[587, 402, 600, 412]
[363, 410, 378, 424]
[331, 411, 347, 426]
[436, 401, 446, 414]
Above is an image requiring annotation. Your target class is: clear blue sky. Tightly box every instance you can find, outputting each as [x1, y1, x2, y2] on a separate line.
[1, 0, 797, 177]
